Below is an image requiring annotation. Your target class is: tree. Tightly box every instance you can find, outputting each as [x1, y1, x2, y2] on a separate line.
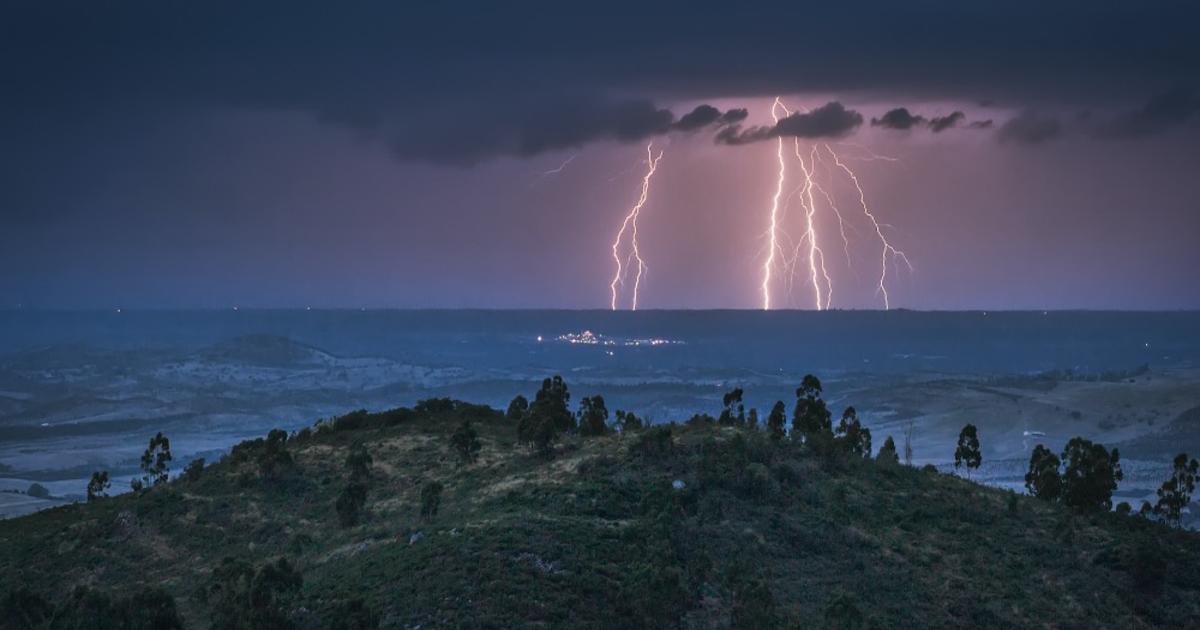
[346, 443, 373, 483]
[1060, 437, 1123, 512]
[835, 407, 872, 458]
[420, 481, 443, 520]
[792, 374, 832, 443]
[615, 409, 644, 433]
[719, 388, 745, 426]
[259, 429, 293, 480]
[26, 482, 50, 499]
[877, 436, 899, 465]
[766, 401, 787, 442]
[746, 408, 759, 430]
[1154, 452, 1199, 526]
[578, 395, 611, 437]
[902, 418, 915, 466]
[954, 424, 982, 479]
[518, 376, 573, 457]
[505, 394, 529, 421]
[450, 420, 482, 463]
[139, 432, 172, 487]
[87, 470, 110, 502]
[1024, 445, 1062, 501]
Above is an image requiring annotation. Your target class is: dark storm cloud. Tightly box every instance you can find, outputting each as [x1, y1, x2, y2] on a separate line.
[385, 99, 745, 164]
[716, 102, 864, 145]
[2, 2, 1198, 165]
[929, 111, 965, 133]
[997, 111, 1063, 144]
[969, 120, 994, 129]
[872, 108, 925, 130]
[1094, 88, 1200, 139]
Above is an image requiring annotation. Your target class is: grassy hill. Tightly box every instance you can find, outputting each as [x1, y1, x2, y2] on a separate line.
[2, 398, 1199, 628]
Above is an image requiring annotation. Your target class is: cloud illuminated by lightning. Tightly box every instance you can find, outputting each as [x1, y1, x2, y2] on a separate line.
[609, 143, 664, 311]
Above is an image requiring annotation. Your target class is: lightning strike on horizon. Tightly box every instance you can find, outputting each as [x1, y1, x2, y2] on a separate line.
[824, 144, 912, 310]
[760, 98, 788, 310]
[609, 143, 664, 311]
[761, 98, 910, 311]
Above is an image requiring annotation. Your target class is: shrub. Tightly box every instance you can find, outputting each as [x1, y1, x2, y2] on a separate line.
[450, 420, 482, 463]
[420, 481, 443, 520]
[731, 576, 778, 628]
[346, 443, 373, 483]
[202, 557, 301, 630]
[615, 409, 644, 433]
[26, 482, 51, 499]
[336, 483, 368, 527]
[632, 425, 674, 459]
[328, 598, 380, 630]
[183, 458, 206, 483]
[259, 429, 293, 480]
[0, 588, 52, 629]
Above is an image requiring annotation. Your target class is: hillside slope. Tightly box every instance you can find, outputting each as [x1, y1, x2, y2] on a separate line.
[2, 402, 1199, 628]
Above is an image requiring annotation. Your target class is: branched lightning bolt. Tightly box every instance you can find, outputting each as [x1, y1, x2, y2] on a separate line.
[609, 143, 664, 311]
[824, 144, 912, 309]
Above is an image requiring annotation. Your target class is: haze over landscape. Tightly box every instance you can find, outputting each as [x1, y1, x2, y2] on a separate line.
[2, 2, 1200, 628]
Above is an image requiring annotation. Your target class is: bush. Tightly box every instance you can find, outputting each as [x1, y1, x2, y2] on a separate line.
[632, 425, 674, 459]
[328, 598, 380, 630]
[336, 482, 368, 527]
[420, 481, 443, 520]
[183, 458, 206, 483]
[450, 420, 482, 463]
[202, 557, 301, 630]
[730, 576, 778, 628]
[26, 482, 51, 499]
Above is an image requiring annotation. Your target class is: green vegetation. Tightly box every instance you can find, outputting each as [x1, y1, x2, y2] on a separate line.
[2, 375, 1200, 628]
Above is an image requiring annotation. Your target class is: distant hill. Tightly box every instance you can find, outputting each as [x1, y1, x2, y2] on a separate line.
[198, 334, 336, 367]
[2, 401, 1199, 628]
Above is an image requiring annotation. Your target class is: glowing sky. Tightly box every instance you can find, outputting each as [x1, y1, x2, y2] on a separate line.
[2, 2, 1198, 309]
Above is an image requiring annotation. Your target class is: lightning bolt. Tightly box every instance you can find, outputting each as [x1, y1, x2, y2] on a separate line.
[760, 98, 788, 311]
[609, 143, 664, 311]
[824, 144, 912, 309]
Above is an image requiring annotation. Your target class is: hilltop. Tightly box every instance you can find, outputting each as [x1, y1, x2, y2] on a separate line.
[2, 393, 1199, 628]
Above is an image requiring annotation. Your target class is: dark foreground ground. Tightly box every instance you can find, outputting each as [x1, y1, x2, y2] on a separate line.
[2, 400, 1199, 629]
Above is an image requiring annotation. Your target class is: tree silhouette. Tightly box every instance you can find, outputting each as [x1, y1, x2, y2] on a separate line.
[877, 436, 900, 465]
[86, 470, 110, 502]
[578, 395, 611, 437]
[258, 429, 293, 480]
[1154, 452, 1199, 526]
[792, 374, 832, 443]
[954, 424, 982, 479]
[506, 395, 529, 421]
[518, 376, 574, 457]
[835, 406, 872, 458]
[766, 401, 787, 442]
[719, 388, 745, 426]
[1024, 444, 1062, 501]
[615, 409, 644, 433]
[139, 432, 172, 488]
[1060, 437, 1123, 512]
